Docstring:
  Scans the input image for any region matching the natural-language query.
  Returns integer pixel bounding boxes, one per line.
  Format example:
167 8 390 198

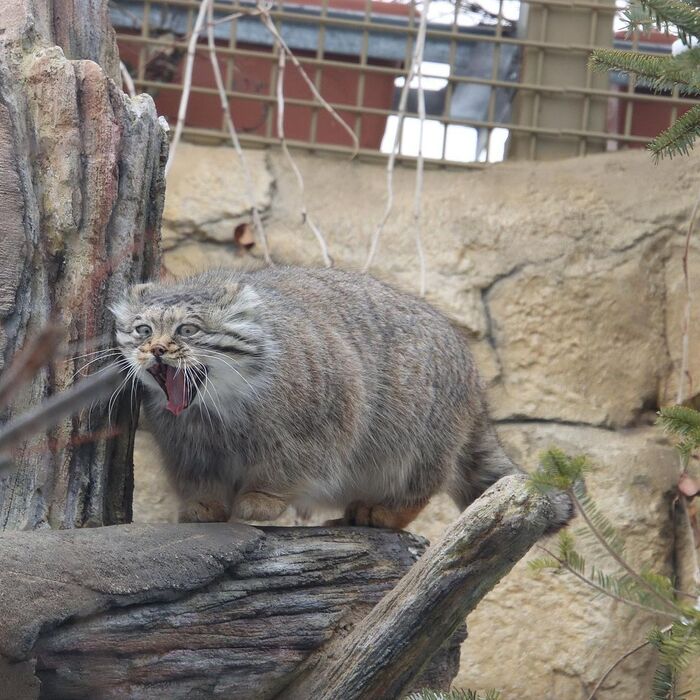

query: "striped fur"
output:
113 266 573 530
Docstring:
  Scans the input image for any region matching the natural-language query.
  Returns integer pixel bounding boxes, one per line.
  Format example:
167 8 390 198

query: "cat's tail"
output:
448 423 574 535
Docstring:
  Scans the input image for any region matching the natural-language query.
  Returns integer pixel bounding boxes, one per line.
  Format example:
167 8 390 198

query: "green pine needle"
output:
528 448 592 493
657 405 700 460
589 0 700 160
649 104 700 159
407 690 502 700
589 48 700 94
639 0 700 37
574 483 626 556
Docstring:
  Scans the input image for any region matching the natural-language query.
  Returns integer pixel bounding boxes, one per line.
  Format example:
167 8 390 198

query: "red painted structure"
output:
117 0 413 149
611 30 697 147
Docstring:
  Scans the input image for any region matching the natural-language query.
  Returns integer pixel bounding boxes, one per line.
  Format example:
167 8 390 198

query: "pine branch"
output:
408 691 502 700
657 405 700 464
649 104 700 159
586 627 671 700
570 489 685 616
589 48 700 94
639 0 700 38
649 621 700 699
535 545 679 620
527 448 591 492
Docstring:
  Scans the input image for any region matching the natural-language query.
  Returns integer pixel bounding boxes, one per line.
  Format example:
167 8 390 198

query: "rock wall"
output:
134 142 700 699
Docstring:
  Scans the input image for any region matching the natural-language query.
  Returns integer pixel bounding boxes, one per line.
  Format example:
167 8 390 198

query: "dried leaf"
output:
234 222 255 250
678 472 700 498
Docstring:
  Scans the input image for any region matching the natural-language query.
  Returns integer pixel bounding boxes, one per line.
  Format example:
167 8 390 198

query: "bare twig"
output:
206 0 272 263
364 1 430 276
275 49 332 267
258 7 359 157
120 60 136 98
212 8 263 25
412 0 430 297
0 365 123 457
586 625 672 700
0 325 64 409
676 189 700 405
672 187 700 602
164 0 208 178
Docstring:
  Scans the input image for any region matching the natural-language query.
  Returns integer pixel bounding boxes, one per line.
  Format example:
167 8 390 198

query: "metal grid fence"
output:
111 0 700 165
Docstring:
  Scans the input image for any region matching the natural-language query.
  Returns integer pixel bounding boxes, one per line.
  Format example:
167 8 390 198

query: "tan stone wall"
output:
133 142 700 699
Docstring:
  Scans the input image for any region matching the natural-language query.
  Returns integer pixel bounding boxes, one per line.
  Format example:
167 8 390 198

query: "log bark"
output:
284 474 556 699
0 0 166 529
0 522 463 699
0 474 555 700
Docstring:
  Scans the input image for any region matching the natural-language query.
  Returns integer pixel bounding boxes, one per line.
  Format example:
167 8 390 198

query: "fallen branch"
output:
0 365 123 457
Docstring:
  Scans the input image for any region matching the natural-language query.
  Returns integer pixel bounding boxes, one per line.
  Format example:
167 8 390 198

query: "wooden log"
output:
0 523 463 699
0 0 166 530
0 474 556 699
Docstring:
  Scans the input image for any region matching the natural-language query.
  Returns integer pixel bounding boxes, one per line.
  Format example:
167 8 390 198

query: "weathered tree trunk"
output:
0 475 555 699
0 0 166 529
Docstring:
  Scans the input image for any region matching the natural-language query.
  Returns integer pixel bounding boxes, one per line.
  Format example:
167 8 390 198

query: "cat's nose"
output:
151 344 167 358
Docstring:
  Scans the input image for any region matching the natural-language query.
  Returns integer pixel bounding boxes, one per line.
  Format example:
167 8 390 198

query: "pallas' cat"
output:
113 266 572 529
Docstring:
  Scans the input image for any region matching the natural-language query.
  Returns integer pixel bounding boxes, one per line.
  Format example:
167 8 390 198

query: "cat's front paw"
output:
232 492 287 522
178 499 230 523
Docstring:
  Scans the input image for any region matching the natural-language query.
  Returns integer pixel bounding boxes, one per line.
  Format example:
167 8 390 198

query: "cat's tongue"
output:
164 365 188 416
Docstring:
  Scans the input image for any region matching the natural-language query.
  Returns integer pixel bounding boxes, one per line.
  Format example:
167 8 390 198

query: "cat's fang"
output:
147 363 197 416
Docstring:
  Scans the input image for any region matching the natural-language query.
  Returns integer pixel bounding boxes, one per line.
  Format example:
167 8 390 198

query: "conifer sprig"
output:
640 0 700 41
657 404 700 468
589 0 700 159
408 690 502 700
528 429 700 699
649 103 700 159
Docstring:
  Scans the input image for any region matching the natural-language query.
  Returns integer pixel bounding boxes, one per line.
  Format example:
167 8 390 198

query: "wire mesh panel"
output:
111 0 700 165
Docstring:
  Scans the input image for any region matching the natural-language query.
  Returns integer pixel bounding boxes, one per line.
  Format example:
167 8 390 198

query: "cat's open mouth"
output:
147 362 204 416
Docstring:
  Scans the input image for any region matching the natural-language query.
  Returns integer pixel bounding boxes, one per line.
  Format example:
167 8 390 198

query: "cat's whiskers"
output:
189 358 225 426
70 350 124 381
66 346 120 362
194 348 255 393
107 363 139 427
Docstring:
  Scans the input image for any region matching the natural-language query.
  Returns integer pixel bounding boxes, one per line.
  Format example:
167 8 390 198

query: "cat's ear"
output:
129 282 154 301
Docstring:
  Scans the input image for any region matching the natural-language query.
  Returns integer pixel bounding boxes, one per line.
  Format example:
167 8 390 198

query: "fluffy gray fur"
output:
113 266 572 529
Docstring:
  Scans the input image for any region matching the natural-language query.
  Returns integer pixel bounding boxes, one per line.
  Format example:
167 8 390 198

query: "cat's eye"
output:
177 324 200 337
134 325 152 338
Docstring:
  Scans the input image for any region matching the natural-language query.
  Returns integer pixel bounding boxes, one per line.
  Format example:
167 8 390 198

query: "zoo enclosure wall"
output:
111 0 700 166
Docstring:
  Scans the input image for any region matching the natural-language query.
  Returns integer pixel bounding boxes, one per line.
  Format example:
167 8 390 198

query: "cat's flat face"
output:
112 280 264 416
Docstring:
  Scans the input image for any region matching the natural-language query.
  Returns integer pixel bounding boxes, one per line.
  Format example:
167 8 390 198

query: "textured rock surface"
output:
163 143 272 246
147 142 700 698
